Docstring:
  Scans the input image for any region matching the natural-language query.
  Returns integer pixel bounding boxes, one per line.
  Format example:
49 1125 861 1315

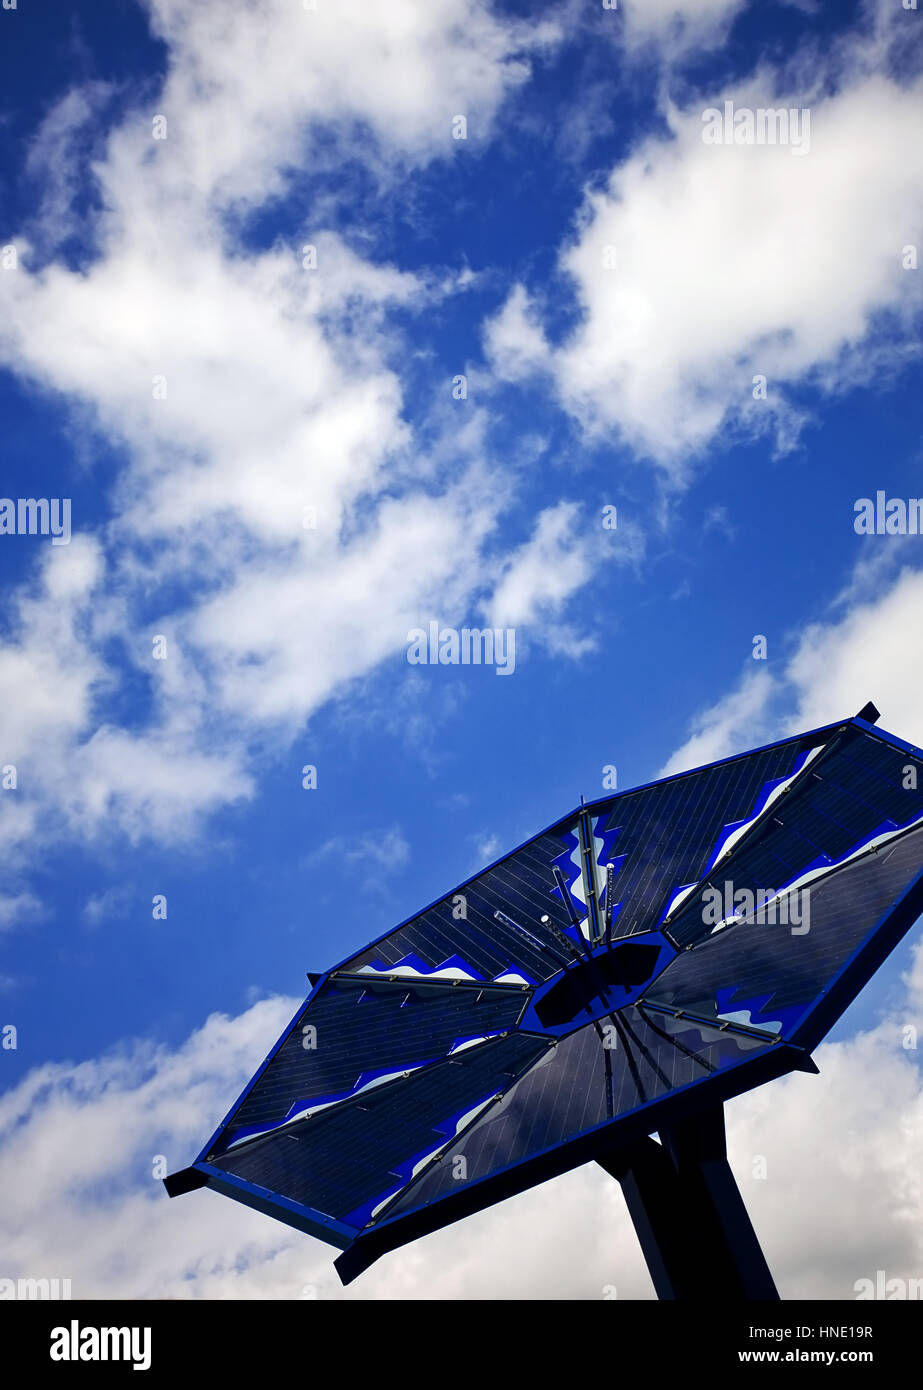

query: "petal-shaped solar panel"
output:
166 707 923 1298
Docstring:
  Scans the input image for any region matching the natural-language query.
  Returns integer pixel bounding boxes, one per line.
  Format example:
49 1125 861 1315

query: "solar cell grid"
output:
166 714 923 1289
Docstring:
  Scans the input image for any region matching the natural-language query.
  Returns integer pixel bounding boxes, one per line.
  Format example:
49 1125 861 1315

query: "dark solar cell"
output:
211 1032 548 1223
668 729 923 947
214 976 529 1148
382 1009 770 1220
595 736 825 936
647 819 923 1037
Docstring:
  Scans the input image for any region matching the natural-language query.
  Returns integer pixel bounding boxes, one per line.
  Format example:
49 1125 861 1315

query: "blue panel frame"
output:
166 711 923 1285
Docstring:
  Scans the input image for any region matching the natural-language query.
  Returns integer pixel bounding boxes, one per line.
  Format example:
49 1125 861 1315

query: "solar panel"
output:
165 708 923 1297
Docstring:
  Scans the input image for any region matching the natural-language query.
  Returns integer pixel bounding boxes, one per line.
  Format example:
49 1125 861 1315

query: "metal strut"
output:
577 800 604 945
597 1105 780 1301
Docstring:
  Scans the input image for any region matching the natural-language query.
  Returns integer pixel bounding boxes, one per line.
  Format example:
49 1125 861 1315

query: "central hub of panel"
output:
519 930 676 1037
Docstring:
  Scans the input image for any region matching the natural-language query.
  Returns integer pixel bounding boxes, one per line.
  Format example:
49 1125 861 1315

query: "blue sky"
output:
1 0 922 1299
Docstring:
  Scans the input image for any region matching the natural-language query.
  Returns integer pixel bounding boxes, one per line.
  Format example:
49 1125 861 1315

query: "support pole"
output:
597 1106 779 1300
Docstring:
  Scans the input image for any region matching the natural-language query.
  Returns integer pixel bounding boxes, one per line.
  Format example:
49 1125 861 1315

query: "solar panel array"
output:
380 1008 771 1221
648 816 923 1043
215 1032 547 1227
336 726 830 980
218 976 529 1147
665 725 923 948
180 718 923 1273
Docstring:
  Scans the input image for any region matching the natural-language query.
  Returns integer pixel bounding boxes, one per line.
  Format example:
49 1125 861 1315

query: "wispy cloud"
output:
0 892 44 933
82 887 133 928
308 827 410 873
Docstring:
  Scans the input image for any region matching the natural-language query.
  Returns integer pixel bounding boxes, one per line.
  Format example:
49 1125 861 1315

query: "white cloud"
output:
726 968 923 1299
660 667 775 776
487 65 923 468
137 0 558 203
483 282 549 383
662 563 923 776
23 82 114 255
0 892 44 933
309 827 410 872
485 502 597 648
0 998 305 1300
619 0 747 56
483 500 644 659
0 0 594 858
0 538 104 766
0 536 252 847
82 888 133 927
784 567 923 744
473 832 501 863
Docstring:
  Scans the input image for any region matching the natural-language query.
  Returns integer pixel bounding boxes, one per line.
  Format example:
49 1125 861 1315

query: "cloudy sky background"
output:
0 0 921 1298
